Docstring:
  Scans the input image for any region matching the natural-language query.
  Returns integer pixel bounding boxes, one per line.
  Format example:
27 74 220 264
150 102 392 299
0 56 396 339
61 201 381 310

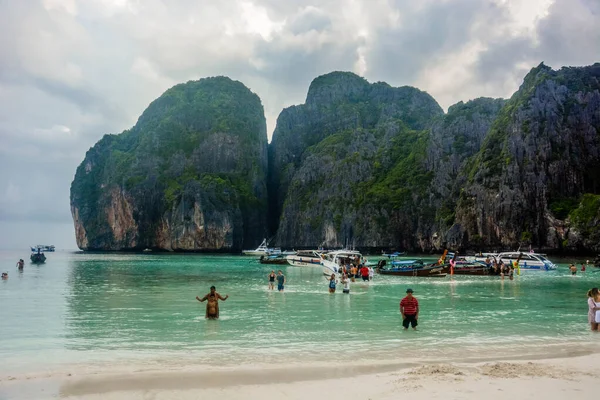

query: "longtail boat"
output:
376 259 447 278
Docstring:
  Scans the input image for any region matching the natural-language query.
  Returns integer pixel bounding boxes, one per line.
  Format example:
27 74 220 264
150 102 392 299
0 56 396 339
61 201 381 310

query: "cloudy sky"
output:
0 0 598 250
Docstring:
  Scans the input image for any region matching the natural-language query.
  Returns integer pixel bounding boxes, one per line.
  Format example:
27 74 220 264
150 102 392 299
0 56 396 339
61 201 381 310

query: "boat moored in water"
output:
376 259 446 277
30 252 46 263
321 250 363 276
243 239 281 256
259 254 289 265
497 252 557 270
286 250 324 267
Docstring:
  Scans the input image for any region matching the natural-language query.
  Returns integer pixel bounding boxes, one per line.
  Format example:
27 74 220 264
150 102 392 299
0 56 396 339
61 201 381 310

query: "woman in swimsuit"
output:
327 273 337 293
196 286 229 319
268 270 276 290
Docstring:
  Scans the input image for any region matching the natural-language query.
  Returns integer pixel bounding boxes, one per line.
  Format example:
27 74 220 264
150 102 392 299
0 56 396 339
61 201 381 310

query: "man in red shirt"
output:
360 264 370 281
400 288 419 330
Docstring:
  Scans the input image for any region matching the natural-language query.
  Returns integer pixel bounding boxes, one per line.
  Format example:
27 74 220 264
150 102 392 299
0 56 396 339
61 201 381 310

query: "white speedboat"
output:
286 250 324 267
497 251 557 270
321 250 363 276
242 239 281 256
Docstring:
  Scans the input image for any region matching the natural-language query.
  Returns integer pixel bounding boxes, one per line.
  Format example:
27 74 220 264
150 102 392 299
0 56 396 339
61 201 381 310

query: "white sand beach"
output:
2 352 598 400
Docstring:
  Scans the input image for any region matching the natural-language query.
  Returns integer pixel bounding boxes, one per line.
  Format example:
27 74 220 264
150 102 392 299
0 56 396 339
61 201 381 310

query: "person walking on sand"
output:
276 270 286 292
196 286 229 320
400 288 419 331
588 288 600 331
327 273 338 293
268 270 276 290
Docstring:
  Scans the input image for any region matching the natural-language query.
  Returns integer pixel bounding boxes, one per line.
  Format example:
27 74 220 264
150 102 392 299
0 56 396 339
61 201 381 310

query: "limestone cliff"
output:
70 77 268 251
268 71 444 237
452 63 600 252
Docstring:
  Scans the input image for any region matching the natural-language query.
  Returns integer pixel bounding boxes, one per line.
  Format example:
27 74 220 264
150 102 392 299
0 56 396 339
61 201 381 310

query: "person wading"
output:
400 288 419 331
196 286 229 320
268 270 276 290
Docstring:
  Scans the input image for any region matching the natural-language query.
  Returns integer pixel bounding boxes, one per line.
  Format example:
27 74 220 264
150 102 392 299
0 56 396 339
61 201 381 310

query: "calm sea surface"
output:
0 250 598 376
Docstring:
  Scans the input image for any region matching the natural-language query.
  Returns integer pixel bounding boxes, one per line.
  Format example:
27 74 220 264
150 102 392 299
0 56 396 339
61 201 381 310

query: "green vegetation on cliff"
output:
70 77 268 251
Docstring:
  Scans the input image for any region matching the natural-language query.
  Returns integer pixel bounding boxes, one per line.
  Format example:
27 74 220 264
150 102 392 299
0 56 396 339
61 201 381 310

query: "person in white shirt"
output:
341 274 350 294
368 267 374 281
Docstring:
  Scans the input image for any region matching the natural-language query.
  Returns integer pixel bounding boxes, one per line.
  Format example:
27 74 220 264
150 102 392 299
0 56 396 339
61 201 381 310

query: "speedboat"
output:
242 239 281 256
497 251 557 270
321 250 363 276
286 250 324 267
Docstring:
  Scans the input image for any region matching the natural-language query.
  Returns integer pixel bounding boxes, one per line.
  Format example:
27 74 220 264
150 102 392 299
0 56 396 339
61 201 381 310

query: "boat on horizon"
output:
31 245 55 252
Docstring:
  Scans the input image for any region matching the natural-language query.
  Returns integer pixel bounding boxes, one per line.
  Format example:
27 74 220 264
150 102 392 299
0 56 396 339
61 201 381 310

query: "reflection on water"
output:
0 250 598 375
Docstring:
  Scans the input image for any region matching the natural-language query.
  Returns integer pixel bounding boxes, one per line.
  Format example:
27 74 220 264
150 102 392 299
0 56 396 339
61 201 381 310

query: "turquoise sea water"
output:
0 250 598 376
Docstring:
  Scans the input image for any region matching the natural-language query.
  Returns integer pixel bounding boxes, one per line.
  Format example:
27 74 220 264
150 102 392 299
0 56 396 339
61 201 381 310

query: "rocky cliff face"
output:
268 71 444 236
70 77 268 251
451 63 600 252
72 64 600 253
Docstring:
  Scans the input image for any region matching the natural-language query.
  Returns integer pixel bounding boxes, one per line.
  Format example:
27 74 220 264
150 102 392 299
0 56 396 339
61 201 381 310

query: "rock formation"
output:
71 63 600 253
70 77 268 251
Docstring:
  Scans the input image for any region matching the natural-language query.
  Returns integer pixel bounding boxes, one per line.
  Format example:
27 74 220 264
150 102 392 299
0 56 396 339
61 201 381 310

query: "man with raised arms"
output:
196 286 229 319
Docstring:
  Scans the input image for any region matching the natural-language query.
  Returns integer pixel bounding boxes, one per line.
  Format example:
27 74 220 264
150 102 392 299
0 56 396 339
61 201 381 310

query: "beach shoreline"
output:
2 348 599 400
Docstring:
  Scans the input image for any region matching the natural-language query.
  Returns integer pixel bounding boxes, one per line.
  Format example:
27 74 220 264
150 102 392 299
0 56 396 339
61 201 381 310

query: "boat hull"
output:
259 258 289 265
286 255 322 267
377 263 446 277
30 254 46 263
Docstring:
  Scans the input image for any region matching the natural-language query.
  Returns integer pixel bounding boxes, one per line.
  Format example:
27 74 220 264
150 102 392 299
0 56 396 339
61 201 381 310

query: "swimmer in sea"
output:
16 259 24 269
196 286 229 320
1 272 7 280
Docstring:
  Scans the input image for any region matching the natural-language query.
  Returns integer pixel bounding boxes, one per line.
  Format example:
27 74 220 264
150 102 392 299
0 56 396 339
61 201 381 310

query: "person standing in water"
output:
268 270 276 290
341 274 350 294
196 286 229 320
588 288 600 331
360 264 370 282
276 270 286 292
400 288 419 330
569 264 577 275
581 263 586 272
16 259 24 269
1 272 7 280
327 273 337 293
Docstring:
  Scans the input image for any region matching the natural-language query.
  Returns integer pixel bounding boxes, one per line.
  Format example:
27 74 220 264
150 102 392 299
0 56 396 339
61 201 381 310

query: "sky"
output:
0 0 598 250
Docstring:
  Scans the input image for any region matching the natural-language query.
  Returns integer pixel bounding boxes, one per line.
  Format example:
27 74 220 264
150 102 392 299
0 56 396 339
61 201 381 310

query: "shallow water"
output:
0 250 598 375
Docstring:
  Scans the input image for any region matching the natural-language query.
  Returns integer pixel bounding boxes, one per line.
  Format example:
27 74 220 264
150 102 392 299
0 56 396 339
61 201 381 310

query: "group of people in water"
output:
2 259 24 279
